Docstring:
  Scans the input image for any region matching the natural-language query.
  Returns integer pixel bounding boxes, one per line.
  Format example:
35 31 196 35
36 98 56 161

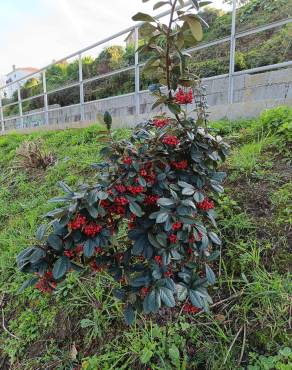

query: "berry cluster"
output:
197 198 214 211
162 135 180 146
183 302 200 314
123 157 133 165
127 186 144 195
35 271 56 294
83 223 103 237
168 234 178 243
115 185 127 193
144 194 159 206
114 197 129 206
172 222 182 231
69 214 87 230
152 118 169 128
175 88 193 105
171 160 188 170
154 255 162 265
140 287 150 297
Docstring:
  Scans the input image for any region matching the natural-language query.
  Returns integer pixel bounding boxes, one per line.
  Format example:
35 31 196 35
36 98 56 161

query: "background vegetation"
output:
0 105 291 369
2 0 292 117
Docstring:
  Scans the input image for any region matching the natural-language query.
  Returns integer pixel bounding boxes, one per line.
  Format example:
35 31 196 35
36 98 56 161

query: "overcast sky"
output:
0 0 229 76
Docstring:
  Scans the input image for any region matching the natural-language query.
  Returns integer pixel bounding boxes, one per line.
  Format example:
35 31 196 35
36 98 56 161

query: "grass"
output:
0 107 291 369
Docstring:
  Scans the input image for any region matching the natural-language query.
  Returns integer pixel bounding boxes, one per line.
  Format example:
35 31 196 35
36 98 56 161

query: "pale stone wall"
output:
3 67 292 133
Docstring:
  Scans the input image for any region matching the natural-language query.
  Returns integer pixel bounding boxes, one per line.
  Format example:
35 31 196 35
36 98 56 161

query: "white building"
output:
3 65 40 99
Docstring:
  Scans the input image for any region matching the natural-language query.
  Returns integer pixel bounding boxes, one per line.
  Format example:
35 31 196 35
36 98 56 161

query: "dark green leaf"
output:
132 12 156 22
158 198 176 206
208 231 221 245
205 264 216 284
58 181 73 194
48 234 63 251
53 256 70 280
19 277 39 293
156 212 169 224
159 287 175 307
129 201 143 217
153 1 169 10
84 239 96 257
36 224 48 241
124 304 135 325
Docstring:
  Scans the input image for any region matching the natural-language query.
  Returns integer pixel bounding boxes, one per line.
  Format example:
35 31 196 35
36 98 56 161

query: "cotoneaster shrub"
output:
17 0 229 325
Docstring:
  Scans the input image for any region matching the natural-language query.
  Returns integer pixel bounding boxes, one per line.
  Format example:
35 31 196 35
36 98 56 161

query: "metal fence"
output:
0 0 291 132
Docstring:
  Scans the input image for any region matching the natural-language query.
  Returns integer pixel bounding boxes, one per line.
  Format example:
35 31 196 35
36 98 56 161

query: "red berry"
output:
175 88 193 105
197 199 214 211
154 255 162 265
152 118 169 128
172 222 182 231
123 157 132 165
169 234 177 243
162 135 180 147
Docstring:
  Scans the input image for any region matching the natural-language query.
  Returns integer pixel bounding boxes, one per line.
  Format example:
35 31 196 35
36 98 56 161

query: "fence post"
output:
134 26 140 116
79 54 85 121
17 84 24 128
228 0 237 104
43 70 49 125
0 97 4 132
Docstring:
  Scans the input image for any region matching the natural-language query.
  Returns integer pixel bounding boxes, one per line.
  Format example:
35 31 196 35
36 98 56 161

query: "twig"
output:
223 325 243 365
238 323 247 365
1 294 21 340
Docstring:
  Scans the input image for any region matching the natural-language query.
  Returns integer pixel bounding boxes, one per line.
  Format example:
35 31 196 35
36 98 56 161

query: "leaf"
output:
140 348 153 364
205 264 216 284
153 1 169 10
156 212 169 224
53 256 70 280
97 191 108 200
157 198 176 207
48 234 63 251
189 290 203 308
190 0 199 10
129 201 143 217
58 181 73 194
30 248 46 264
124 304 135 326
143 290 161 313
168 102 181 115
169 344 180 366
176 284 188 301
138 176 147 187
178 181 194 189
148 232 161 248
36 224 48 241
185 16 203 41
159 287 175 307
132 12 156 22
208 231 221 245
19 277 39 293
194 192 204 203
87 205 98 218
182 188 195 196
84 239 96 257
210 182 224 193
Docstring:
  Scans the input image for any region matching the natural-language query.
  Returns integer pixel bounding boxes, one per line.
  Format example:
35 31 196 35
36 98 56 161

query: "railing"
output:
0 0 291 132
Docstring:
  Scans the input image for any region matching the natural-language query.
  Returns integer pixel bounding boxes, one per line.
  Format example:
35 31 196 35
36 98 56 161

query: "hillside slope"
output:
0 107 291 369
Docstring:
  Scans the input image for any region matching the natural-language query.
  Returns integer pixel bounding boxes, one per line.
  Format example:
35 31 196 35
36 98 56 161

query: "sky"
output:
0 0 229 76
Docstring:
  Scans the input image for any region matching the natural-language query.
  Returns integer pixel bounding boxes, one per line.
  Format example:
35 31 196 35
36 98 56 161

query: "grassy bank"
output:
0 107 291 369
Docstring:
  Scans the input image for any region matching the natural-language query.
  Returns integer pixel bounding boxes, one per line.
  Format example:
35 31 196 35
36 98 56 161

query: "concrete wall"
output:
3 66 292 132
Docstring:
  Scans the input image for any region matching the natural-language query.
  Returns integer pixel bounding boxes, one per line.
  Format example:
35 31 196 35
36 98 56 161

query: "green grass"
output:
0 108 291 369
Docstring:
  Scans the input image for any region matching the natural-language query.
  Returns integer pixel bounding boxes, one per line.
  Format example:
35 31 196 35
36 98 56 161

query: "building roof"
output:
6 67 39 75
